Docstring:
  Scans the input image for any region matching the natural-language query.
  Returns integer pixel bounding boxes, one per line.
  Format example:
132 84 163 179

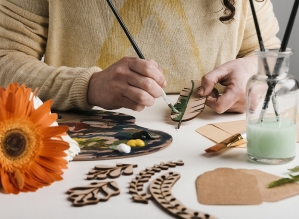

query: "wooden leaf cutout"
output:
87 163 137 180
67 181 120 206
171 80 206 127
122 164 135 175
129 160 184 204
171 80 218 128
149 172 216 219
109 168 122 178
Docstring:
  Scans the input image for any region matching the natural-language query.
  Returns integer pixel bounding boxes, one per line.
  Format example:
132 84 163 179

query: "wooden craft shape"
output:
87 163 137 180
56 110 172 160
171 80 218 128
67 181 120 206
129 160 184 203
150 172 216 219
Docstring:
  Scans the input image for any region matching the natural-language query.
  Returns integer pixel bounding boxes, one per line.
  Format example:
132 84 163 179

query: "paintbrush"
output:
249 0 280 122
205 132 246 153
106 0 179 113
258 0 299 122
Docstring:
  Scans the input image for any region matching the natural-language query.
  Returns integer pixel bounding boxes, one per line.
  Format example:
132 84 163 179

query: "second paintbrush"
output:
106 0 179 113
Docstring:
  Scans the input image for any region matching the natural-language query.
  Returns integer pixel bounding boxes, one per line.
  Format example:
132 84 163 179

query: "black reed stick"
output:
280 0 299 52
249 0 265 51
258 0 299 122
272 0 299 76
105 0 179 113
249 0 279 121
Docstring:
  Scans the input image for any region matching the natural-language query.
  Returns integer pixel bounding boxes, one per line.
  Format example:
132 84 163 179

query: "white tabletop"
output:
2 95 299 219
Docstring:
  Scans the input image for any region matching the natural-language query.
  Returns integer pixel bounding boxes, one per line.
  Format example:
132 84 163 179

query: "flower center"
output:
0 117 43 172
3 129 28 158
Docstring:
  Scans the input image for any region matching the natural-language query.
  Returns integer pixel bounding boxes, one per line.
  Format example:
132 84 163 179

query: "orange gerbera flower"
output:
0 83 69 194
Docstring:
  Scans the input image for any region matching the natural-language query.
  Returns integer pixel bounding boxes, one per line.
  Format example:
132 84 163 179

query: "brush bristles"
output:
169 104 179 113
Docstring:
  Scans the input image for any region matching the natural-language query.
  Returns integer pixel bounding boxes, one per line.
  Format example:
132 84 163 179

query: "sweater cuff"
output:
69 66 102 110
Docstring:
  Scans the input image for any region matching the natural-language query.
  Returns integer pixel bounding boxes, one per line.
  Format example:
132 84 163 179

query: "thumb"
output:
198 72 219 96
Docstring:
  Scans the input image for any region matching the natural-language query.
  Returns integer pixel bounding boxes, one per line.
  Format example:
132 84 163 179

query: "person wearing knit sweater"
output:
0 0 280 113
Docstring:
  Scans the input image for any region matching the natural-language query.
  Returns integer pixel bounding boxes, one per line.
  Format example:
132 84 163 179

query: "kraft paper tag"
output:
240 169 299 202
196 168 262 205
196 168 299 205
196 120 247 147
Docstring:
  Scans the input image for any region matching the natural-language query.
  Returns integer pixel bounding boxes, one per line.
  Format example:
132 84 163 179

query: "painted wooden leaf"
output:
170 80 206 127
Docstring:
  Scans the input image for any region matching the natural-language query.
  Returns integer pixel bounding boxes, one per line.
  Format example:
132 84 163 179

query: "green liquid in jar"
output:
247 119 297 159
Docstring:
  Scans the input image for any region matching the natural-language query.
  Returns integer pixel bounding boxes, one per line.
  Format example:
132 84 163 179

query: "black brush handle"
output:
106 0 145 59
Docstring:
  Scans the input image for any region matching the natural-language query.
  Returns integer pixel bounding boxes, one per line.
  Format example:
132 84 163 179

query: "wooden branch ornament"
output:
87 163 137 180
129 160 184 203
171 80 218 128
149 172 217 219
67 181 120 206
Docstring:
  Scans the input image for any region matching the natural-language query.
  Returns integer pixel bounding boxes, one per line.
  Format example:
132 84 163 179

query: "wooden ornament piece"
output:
150 172 216 219
171 80 218 128
129 160 184 203
87 163 137 180
67 181 120 206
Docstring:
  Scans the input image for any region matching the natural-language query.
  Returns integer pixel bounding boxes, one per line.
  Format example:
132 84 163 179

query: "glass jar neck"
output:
255 49 293 77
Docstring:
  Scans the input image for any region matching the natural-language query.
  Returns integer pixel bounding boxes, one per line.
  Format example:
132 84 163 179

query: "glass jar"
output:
246 49 299 164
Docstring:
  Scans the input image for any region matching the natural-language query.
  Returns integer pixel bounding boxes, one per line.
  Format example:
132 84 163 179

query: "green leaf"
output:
268 178 295 188
289 174 299 181
170 80 206 129
288 166 299 172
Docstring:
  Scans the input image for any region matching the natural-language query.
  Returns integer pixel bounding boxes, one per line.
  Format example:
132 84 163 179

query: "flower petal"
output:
43 139 70 151
29 100 56 127
1 170 19 194
28 163 54 185
35 157 64 173
14 169 24 189
41 126 69 138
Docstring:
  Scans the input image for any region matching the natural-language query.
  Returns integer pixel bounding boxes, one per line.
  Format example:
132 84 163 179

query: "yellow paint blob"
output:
135 139 145 146
126 139 145 147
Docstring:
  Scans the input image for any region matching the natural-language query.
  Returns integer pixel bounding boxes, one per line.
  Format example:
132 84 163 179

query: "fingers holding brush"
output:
128 58 167 88
87 57 166 111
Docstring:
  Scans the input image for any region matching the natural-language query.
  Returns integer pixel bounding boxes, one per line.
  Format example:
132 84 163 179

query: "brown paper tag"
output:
240 169 299 202
196 168 299 205
196 168 262 205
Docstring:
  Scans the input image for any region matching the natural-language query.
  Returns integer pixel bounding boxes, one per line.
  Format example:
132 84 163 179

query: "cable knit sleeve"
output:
0 0 101 110
238 0 281 57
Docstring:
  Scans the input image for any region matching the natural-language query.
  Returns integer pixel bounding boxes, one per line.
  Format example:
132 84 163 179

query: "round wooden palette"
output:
56 110 172 161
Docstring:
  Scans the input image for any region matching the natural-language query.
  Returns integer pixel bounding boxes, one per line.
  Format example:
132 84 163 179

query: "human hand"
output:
87 57 166 111
198 56 258 113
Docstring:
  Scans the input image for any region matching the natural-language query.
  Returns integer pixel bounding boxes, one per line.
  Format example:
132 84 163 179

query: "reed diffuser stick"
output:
106 0 179 113
280 0 299 52
258 0 299 122
249 0 280 121
249 0 265 51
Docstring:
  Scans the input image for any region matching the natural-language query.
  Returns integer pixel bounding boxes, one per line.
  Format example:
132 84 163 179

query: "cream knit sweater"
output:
0 0 280 110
